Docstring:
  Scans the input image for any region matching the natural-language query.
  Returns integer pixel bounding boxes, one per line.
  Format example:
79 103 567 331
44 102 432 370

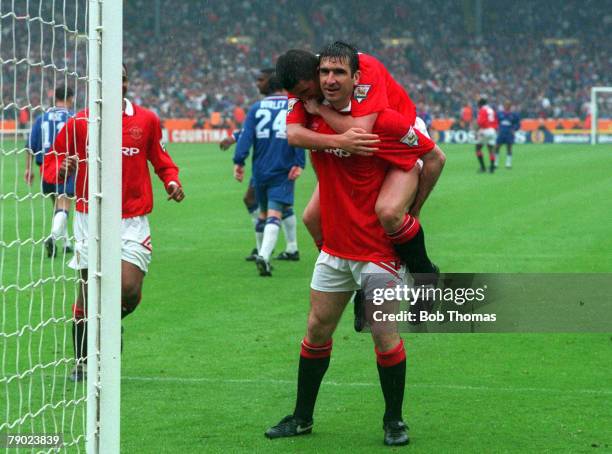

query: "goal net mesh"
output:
1 0 89 450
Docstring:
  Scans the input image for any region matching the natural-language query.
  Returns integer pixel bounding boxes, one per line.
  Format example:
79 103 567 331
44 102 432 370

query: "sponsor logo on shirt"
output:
122 147 141 156
400 127 419 147
314 148 351 158
353 84 371 103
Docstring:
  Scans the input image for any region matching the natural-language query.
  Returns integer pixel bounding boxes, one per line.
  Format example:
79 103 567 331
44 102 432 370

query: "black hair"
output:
275 50 319 91
260 67 275 76
318 41 359 75
267 74 283 92
478 97 488 107
55 85 74 101
258 68 283 93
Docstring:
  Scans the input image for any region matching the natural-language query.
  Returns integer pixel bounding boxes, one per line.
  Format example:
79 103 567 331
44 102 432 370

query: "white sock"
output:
506 155 512 167
51 210 68 241
255 218 265 252
256 231 263 252
259 219 280 261
281 214 298 253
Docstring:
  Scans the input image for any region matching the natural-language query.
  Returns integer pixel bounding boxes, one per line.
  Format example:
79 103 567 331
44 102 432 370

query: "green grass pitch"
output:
1 143 611 452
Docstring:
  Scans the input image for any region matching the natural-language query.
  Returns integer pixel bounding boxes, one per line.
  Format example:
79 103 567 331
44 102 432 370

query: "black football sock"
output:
73 318 87 364
376 340 406 423
388 216 437 280
293 338 332 421
476 150 486 170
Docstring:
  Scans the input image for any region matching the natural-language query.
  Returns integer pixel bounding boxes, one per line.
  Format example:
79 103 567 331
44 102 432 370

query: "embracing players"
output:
266 43 445 446
232 70 305 276
25 86 75 257
276 43 441 288
43 65 185 381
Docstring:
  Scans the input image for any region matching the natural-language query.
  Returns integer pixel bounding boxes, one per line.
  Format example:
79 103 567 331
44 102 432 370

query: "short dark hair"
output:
259 68 283 93
275 50 318 91
55 85 73 101
478 97 488 107
267 75 283 92
318 41 359 75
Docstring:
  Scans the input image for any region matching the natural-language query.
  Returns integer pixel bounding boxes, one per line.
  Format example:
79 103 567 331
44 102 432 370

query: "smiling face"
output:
318 56 360 110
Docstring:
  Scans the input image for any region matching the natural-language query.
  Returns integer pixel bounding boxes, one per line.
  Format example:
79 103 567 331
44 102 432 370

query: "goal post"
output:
87 0 123 452
590 86 612 145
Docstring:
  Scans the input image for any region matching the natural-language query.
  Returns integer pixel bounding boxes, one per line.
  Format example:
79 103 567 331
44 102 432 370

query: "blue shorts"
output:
496 132 515 145
42 175 75 197
255 179 295 212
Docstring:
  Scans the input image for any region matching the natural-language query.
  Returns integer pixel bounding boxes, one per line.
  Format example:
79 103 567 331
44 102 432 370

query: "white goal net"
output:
0 1 122 452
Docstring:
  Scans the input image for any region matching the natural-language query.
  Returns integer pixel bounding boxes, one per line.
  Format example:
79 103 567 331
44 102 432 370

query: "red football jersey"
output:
477 105 499 129
287 52 416 126
43 100 180 218
309 109 433 262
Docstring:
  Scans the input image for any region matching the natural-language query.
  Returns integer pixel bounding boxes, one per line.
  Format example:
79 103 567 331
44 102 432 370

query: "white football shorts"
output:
311 251 406 296
69 212 152 273
414 116 430 171
477 127 497 146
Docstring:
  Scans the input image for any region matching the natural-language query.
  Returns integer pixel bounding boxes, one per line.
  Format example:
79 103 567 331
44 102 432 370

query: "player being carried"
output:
43 65 185 381
276 42 444 324
232 70 305 276
25 86 75 258
265 42 445 446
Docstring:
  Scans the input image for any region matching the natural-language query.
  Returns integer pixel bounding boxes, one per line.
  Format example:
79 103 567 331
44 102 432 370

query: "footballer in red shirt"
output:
276 43 441 286
266 44 446 447
474 96 499 173
43 65 185 381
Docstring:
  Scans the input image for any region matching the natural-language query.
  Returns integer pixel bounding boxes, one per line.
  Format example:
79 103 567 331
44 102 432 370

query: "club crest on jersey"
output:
128 126 143 140
353 84 371 103
288 98 298 113
400 127 419 147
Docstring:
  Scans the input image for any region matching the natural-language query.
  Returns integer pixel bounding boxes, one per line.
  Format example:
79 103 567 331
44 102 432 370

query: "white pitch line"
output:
121 375 612 396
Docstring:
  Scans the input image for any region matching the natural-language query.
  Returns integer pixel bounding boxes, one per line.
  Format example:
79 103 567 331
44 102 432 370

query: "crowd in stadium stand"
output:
4 1 611 127
124 0 610 126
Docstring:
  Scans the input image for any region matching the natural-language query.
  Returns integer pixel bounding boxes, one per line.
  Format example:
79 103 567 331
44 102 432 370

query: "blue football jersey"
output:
497 110 520 135
233 95 305 185
28 107 74 165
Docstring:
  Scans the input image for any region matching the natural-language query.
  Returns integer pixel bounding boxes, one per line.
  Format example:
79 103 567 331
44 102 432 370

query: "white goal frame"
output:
87 0 122 452
590 86 612 145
